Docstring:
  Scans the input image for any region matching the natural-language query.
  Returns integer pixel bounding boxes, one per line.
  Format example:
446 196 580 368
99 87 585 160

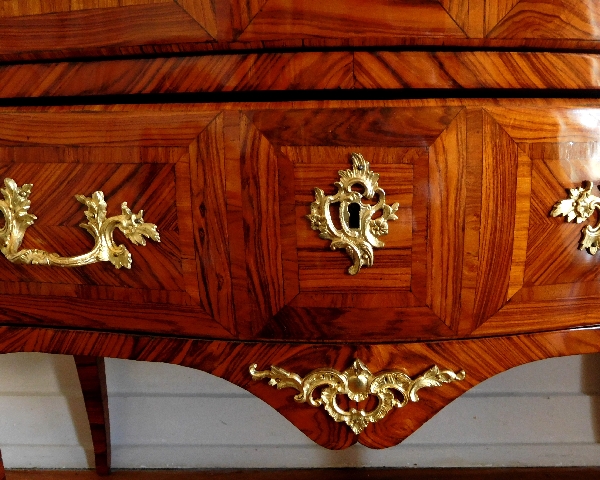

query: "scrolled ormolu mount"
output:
0 178 160 269
250 359 466 434
306 153 399 275
551 181 600 254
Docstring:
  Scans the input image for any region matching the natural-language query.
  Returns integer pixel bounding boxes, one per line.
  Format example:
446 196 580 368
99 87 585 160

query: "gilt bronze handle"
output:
0 178 159 269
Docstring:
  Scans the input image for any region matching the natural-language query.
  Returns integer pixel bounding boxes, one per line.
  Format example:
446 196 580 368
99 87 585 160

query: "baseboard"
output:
6 468 600 479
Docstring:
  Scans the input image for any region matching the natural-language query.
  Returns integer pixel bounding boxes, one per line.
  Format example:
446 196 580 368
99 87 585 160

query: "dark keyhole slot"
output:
348 203 361 229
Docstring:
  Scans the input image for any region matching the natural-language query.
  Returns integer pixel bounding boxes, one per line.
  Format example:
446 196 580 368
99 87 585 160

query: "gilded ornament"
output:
306 153 399 275
0 178 160 269
250 359 465 434
551 181 600 254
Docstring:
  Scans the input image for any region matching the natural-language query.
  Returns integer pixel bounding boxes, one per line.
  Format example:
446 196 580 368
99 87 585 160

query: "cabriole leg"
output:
73 356 111 476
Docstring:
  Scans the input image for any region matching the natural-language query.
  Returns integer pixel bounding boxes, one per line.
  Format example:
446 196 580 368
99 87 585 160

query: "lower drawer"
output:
0 99 599 342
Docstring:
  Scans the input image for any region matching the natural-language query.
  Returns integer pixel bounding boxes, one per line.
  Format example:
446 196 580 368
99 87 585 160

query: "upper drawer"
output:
3 0 600 60
2 100 600 343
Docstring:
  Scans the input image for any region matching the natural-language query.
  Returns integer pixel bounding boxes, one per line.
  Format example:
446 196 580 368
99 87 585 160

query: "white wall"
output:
0 352 599 469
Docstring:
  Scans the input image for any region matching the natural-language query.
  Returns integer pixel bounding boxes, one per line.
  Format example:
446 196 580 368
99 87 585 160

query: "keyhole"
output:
348 202 361 229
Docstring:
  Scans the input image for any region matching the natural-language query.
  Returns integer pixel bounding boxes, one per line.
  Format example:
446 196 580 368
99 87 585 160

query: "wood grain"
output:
484 107 600 143
191 114 236 334
487 0 600 39
250 107 464 148
5 99 600 342
256 304 455 342
411 150 430 304
442 0 483 37
440 0 470 36
276 151 300 305
0 0 171 17
485 0 520 35
237 114 285 336
471 106 600 335
6 3 600 60
427 109 467 331
0 110 218 147
0 53 353 98
520 145 596 287
237 0 466 41
506 148 532 300
0 3 214 57
471 111 519 328
456 108 484 337
178 0 218 38
73 356 111 476
293 156 413 291
0 162 183 297
0 295 231 337
222 110 257 338
228 0 269 39
240 107 462 341
0 105 238 339
2 52 600 98
355 52 600 90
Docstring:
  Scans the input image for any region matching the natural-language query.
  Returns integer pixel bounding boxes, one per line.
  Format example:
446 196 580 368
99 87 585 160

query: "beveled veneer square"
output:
235 107 467 341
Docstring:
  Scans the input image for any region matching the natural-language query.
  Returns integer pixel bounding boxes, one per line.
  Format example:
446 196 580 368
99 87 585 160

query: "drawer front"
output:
3 1 600 60
2 101 600 341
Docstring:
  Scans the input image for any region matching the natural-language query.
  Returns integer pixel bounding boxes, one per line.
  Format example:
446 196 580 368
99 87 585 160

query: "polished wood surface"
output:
3 52 600 99
3 100 600 341
0 325 599 449
6 1 600 59
1 8 600 457
0 1 214 59
0 106 234 339
354 52 600 90
2 0 600 469
73 356 111 476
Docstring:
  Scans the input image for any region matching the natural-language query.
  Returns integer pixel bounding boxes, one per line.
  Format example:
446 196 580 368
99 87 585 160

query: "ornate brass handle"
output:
250 359 465 434
306 153 399 275
551 181 600 254
0 178 160 269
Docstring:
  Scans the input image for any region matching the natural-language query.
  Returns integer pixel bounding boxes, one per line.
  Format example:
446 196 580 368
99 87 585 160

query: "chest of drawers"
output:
3 0 600 474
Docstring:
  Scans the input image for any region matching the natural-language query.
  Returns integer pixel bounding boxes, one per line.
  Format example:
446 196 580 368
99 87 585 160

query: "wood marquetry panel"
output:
471 111 520 328
485 0 520 36
427 110 467 331
0 1 215 57
486 0 600 40
472 106 600 336
235 0 467 41
234 106 469 341
5 100 600 342
0 106 235 338
6 0 600 59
